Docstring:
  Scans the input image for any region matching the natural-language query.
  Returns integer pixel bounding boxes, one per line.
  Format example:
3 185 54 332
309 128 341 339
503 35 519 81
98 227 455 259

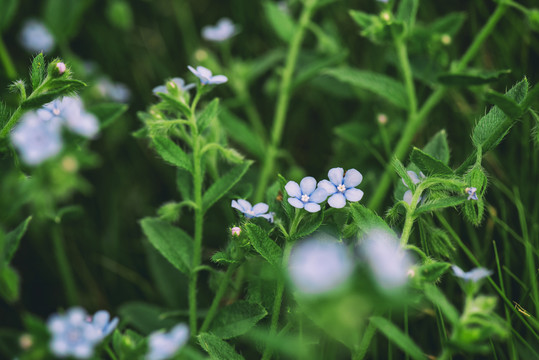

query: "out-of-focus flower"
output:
231 199 274 223
146 323 189 360
401 170 425 205
465 187 478 201
359 229 414 291
20 19 55 53
318 168 364 208
452 265 492 282
377 113 388 125
288 234 353 295
231 226 241 236
88 310 119 340
285 177 327 213
188 66 228 85
11 112 62 165
97 78 132 103
152 77 195 96
47 307 101 359
202 18 237 42
38 97 99 138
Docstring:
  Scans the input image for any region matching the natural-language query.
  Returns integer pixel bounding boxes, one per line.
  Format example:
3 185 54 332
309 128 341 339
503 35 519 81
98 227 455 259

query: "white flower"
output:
202 18 237 42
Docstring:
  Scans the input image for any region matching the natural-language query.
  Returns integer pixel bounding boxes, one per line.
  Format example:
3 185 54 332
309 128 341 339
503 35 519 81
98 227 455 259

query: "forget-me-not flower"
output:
285 177 327 213
231 199 274 223
401 170 425 205
88 310 119 340
452 265 492 282
202 18 237 42
97 78 132 103
465 187 478 201
19 19 55 53
47 307 102 359
39 97 99 138
152 77 195 96
11 112 63 165
146 323 189 360
288 233 353 295
318 168 364 208
188 66 228 85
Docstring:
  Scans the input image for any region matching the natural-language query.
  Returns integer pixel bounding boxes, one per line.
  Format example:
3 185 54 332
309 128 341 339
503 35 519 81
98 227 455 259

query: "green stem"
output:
394 37 417 116
400 183 424 246
367 3 508 211
254 0 317 202
199 264 237 333
0 36 16 80
51 222 78 305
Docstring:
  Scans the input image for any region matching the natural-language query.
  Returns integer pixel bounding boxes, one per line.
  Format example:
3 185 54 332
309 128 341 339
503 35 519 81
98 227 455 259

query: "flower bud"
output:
56 62 66 75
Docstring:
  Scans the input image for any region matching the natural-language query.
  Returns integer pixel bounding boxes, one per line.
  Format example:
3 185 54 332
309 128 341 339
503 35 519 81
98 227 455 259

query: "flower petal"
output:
258 212 274 223
318 179 337 195
231 200 242 212
210 75 228 84
197 66 212 78
152 85 167 95
299 176 317 195
252 202 269 215
451 265 466 279
285 181 301 198
343 169 362 188
328 193 346 208
237 199 252 212
407 171 421 185
403 190 413 205
344 188 363 202
309 188 327 203
328 167 344 186
304 202 321 213
92 311 110 329
288 197 304 209
187 65 198 76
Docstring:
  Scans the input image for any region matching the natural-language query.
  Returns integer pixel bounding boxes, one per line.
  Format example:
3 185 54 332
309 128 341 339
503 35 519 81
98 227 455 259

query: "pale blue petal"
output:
252 202 269 215
231 200 243 212
92 311 110 329
258 212 274 223
73 343 93 359
451 265 466 279
197 66 212 78
237 199 252 212
344 188 363 202
318 179 337 195
104 317 119 336
210 75 228 84
328 193 346 208
309 188 327 203
407 171 421 185
343 169 362 188
187 65 198 76
51 338 69 356
304 202 321 213
300 176 316 195
403 190 413 205
288 197 304 208
468 268 493 282
152 85 167 95
328 167 344 186
285 181 301 198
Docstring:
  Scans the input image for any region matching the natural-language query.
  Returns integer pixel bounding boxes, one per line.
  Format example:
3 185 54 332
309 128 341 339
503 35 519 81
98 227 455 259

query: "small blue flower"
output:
231 199 274 222
318 168 364 209
452 265 492 282
88 310 119 340
202 18 237 42
11 112 63 165
285 177 327 213
97 78 132 103
38 97 99 139
19 19 55 53
188 66 228 85
47 307 101 359
146 323 189 360
152 77 195 96
465 187 478 201
401 170 425 205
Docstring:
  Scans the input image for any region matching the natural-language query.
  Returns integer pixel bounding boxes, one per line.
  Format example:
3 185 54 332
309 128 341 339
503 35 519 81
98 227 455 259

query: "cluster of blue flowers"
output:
11 97 99 165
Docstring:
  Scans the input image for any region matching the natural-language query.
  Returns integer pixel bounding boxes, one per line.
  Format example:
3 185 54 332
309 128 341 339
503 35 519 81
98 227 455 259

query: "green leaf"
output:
263 1 296 43
176 168 193 201
0 0 18 31
427 12 466 36
219 109 265 159
30 53 46 91
410 147 453 177
3 216 31 265
198 333 245 360
140 217 193 274
370 316 427 360
396 0 419 32
422 130 450 164
197 98 219 133
0 265 19 303
414 196 466 215
392 158 415 189
437 69 511 86
21 86 72 109
244 223 282 268
463 166 487 226
88 102 128 129
210 301 267 339
152 136 193 173
423 283 460 325
349 203 393 234
157 92 192 118
419 261 451 283
326 68 408 110
202 161 253 213
118 301 176 334
485 90 523 119
49 79 87 91
293 210 324 241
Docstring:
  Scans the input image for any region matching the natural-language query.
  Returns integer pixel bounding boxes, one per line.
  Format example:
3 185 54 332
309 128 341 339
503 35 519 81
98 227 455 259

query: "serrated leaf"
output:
392 158 415 190
437 69 511 86
485 90 523 119
244 223 282 268
410 147 453 177
49 78 87 91
3 216 31 265
202 161 252 213
414 196 466 215
396 0 419 31
88 102 128 129
350 203 393 234
152 136 193 173
422 130 450 164
419 262 451 283
197 98 219 133
210 301 267 339
157 92 192 118
326 68 408 110
0 265 19 303
263 1 296 43
30 53 46 90
424 283 459 325
293 210 324 241
211 251 237 265
21 86 71 109
198 333 245 360
140 217 193 274
370 316 427 360
220 109 265 159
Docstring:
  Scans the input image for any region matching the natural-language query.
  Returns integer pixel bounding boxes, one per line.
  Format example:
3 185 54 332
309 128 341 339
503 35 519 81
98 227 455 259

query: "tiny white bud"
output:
231 226 241 236
56 62 66 75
